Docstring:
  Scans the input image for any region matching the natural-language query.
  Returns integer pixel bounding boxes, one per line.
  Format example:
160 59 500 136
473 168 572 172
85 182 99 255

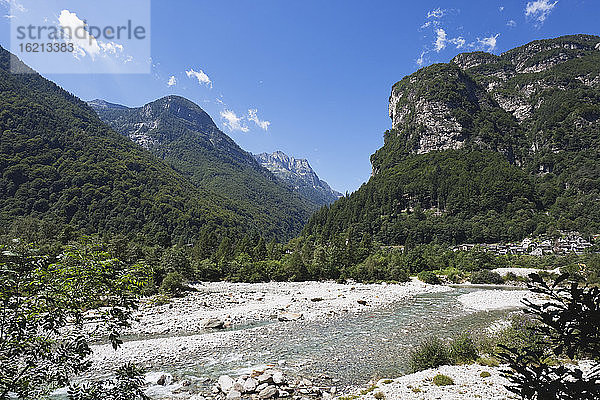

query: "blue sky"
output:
1 0 599 193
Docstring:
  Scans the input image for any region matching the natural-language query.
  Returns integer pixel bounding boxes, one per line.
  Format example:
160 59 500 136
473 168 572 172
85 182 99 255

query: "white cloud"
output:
186 68 212 88
478 33 500 52
427 8 446 18
58 9 101 59
0 0 26 12
100 41 123 54
167 75 176 87
450 37 465 49
507 19 517 27
434 29 464 52
435 28 447 52
416 50 426 66
247 109 270 131
525 0 558 23
220 109 248 132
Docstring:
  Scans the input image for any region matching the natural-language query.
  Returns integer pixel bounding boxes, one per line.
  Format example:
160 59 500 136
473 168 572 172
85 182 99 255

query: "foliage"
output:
417 271 440 285
409 337 451 373
432 374 454 386
470 270 504 285
498 273 600 399
68 363 149 400
449 333 479 364
0 238 145 400
159 271 188 296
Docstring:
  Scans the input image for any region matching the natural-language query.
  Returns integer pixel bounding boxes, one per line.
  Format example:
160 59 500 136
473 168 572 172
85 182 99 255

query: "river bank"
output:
80 280 538 399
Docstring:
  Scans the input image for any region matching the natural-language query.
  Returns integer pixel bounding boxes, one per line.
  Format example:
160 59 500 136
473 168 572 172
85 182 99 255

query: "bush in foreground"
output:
409 337 450 373
449 333 479 364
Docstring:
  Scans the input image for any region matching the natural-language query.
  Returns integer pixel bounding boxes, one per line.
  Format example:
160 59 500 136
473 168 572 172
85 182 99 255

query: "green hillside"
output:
89 96 316 240
0 47 264 245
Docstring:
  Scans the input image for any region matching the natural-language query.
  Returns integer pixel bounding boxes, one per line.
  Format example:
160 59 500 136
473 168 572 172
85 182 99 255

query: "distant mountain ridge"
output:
89 95 318 239
254 151 342 205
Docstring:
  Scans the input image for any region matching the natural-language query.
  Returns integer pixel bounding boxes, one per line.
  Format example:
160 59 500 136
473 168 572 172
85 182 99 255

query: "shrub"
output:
498 273 600 399
417 271 441 284
477 356 499 367
159 271 187 296
470 270 504 285
449 333 479 364
374 392 385 400
480 371 491 378
409 337 450 372
432 374 454 386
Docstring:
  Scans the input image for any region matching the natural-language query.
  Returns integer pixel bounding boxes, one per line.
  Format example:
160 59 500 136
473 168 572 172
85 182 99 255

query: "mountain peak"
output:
254 151 341 205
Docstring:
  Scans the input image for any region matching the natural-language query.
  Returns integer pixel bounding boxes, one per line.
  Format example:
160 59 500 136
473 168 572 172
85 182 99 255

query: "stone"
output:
243 377 258 393
277 312 303 322
310 297 323 302
301 378 312 387
181 379 191 387
218 375 235 392
156 373 172 386
256 383 269 392
257 372 273 384
278 390 291 397
201 318 224 329
258 385 278 399
357 299 367 306
226 390 242 400
233 380 245 393
272 371 285 385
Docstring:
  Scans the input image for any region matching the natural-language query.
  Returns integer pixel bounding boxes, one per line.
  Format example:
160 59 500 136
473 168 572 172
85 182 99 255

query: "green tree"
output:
0 238 145 399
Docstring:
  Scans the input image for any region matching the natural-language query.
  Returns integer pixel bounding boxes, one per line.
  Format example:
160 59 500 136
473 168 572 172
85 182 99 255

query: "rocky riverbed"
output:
72 280 538 400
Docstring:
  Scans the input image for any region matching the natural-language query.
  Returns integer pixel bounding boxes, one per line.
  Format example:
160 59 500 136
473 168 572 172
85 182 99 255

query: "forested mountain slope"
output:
90 96 316 240
303 35 600 245
0 47 288 245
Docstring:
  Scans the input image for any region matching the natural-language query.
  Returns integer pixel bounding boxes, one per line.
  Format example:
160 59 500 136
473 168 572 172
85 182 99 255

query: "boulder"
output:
257 372 273 384
226 390 242 400
256 383 269 392
310 297 323 302
258 385 278 399
243 377 258 393
218 375 235 392
357 300 367 306
272 371 285 385
156 373 172 386
278 312 303 322
201 318 225 329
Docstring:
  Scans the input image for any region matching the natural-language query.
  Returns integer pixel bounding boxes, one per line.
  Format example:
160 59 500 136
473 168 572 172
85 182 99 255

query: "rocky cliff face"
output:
254 151 342 205
383 34 600 167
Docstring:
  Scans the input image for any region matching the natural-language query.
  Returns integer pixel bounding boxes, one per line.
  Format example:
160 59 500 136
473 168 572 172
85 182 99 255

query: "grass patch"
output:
480 371 491 378
433 374 454 386
374 392 385 400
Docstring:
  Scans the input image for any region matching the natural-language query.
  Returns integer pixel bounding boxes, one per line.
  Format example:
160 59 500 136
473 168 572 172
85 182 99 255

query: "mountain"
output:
303 34 600 245
0 46 258 246
254 151 342 205
89 96 316 240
